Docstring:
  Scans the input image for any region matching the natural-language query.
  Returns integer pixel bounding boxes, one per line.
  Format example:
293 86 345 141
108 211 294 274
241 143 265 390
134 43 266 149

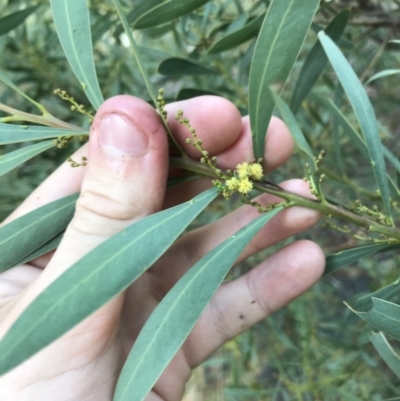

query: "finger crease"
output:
245 271 273 317
209 295 232 343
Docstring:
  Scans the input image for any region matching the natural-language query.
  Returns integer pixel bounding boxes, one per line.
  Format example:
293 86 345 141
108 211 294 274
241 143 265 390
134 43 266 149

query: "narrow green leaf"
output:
0 189 218 375
112 0 158 106
0 194 78 272
322 98 369 159
356 277 400 312
113 0 163 37
200 2 213 33
388 176 400 201
369 332 400 378
11 232 64 268
158 58 218 76
272 93 319 191
0 123 87 145
338 38 354 49
332 84 345 176
322 97 400 199
113 0 185 156
311 23 354 49
290 10 350 113
239 39 256 79
249 0 319 160
324 244 392 275
225 13 249 35
134 0 212 30
208 13 265 54
208 21 231 40
367 69 400 84
50 0 104 110
0 70 45 112
273 94 315 162
348 298 400 340
0 141 55 176
371 332 400 379
114 207 283 401
0 5 41 36
136 22 174 39
319 31 392 222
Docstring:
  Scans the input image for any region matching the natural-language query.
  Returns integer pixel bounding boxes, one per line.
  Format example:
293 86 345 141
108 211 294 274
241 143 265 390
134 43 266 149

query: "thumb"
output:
0 96 169 375
72 96 168 239
15 95 169 307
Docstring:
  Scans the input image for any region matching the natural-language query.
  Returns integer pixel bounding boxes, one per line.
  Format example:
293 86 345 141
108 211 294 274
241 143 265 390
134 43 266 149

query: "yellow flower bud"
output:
237 178 253 194
226 177 239 190
236 162 249 179
249 163 263 180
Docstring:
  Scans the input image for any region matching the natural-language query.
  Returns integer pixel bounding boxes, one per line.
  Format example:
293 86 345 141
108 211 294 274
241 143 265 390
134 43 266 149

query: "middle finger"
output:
149 179 320 298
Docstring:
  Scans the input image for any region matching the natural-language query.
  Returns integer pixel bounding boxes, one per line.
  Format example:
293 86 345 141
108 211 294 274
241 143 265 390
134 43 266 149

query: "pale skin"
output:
0 95 325 401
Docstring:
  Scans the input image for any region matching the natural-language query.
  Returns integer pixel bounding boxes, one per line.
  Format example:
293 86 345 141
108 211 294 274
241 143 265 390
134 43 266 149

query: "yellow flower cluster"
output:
237 162 250 179
226 177 253 194
226 177 239 190
237 178 253 194
236 162 264 180
222 161 264 197
249 163 263 180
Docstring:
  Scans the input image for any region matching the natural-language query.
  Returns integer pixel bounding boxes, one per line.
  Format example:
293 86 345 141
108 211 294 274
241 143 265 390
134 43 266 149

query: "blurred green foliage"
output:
1 0 400 399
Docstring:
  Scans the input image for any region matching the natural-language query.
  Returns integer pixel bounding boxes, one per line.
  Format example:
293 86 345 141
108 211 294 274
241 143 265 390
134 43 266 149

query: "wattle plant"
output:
0 0 400 399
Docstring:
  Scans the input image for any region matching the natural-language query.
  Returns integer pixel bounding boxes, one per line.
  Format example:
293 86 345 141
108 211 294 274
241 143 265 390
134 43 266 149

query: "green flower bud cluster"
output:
54 88 93 122
54 135 73 149
67 156 87 168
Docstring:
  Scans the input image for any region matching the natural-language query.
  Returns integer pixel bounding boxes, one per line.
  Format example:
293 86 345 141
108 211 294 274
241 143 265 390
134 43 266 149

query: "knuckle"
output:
71 187 135 236
77 187 133 221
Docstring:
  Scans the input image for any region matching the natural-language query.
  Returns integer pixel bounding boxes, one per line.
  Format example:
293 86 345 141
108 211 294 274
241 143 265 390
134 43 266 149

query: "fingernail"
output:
98 113 149 157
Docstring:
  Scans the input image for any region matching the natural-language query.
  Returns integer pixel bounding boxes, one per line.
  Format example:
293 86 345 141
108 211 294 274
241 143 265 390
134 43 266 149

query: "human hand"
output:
0 95 325 401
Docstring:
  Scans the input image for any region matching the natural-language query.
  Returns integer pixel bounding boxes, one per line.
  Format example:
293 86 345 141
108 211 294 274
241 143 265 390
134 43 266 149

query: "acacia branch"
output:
170 157 400 242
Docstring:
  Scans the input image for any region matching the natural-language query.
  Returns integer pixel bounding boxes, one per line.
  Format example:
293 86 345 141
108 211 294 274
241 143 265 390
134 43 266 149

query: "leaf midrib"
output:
372 308 400 326
0 124 85 133
0 201 196 363
0 141 54 164
138 0 209 26
0 197 76 246
118 208 283 398
119 233 232 397
254 1 295 135
63 1 98 107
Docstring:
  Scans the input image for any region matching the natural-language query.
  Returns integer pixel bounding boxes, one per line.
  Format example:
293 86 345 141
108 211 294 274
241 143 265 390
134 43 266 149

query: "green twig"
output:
5 96 398 243
0 103 80 130
112 0 186 157
170 156 400 242
360 29 392 83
